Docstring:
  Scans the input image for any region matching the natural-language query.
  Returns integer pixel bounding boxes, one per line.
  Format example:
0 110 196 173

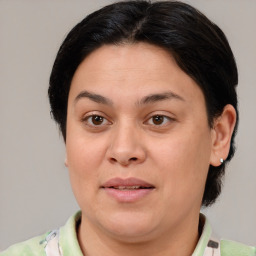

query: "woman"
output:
1 1 255 255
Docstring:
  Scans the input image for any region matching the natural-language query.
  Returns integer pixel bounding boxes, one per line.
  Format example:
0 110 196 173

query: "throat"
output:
77 213 200 256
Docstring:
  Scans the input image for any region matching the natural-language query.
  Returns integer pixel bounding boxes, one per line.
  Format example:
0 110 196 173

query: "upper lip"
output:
101 177 155 189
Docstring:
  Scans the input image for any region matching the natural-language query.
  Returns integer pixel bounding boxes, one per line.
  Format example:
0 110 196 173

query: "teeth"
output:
115 186 140 190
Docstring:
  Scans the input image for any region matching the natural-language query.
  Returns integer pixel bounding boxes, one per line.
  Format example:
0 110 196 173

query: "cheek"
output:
65 136 104 213
151 128 212 198
65 134 107 199
66 133 106 174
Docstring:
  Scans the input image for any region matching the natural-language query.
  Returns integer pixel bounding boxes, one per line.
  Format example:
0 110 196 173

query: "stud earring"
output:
220 158 224 164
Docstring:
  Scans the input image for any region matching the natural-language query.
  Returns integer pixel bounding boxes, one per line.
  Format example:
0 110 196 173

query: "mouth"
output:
101 177 155 190
105 185 154 190
101 177 155 202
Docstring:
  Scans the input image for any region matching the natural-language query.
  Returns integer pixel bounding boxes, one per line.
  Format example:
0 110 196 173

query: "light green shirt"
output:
1 212 255 256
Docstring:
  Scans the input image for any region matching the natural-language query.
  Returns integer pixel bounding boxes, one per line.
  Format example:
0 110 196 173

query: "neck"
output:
78 213 200 256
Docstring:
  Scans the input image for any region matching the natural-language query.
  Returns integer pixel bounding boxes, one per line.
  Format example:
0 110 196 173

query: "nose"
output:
106 123 146 166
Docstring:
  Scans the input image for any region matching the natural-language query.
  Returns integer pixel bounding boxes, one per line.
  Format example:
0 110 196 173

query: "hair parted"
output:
48 0 238 206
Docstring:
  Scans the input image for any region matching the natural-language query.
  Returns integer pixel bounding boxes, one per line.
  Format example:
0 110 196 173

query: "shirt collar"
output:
192 213 213 256
59 211 83 256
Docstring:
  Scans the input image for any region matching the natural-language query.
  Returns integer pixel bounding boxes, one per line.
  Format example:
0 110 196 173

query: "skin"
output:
65 42 236 256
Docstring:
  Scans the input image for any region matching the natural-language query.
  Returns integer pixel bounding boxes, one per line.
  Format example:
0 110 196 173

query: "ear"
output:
210 104 237 167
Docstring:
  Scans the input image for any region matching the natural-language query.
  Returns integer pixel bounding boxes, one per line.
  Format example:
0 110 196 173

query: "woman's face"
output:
66 43 215 241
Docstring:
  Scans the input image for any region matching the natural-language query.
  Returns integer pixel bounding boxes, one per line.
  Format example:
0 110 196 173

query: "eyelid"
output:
81 111 112 127
144 113 176 126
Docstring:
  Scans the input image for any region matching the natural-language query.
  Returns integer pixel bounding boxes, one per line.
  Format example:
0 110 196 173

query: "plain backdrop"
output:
0 0 255 251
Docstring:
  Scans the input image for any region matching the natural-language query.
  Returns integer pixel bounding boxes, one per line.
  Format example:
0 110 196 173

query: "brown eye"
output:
91 115 104 125
152 115 164 125
84 115 110 127
145 115 173 127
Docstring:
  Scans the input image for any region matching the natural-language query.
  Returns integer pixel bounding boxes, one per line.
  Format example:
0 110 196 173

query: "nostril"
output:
110 158 117 163
108 156 140 165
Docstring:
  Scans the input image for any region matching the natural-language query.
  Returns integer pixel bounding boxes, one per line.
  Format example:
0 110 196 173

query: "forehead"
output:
69 42 205 107
72 43 183 82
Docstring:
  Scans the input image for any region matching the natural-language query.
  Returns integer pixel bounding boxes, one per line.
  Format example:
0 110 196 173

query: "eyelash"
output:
82 114 112 127
145 115 174 126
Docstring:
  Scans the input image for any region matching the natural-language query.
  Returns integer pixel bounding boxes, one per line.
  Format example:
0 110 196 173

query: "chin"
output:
98 211 159 241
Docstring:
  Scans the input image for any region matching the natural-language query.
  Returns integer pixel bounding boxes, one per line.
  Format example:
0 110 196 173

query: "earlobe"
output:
65 157 68 167
210 104 237 167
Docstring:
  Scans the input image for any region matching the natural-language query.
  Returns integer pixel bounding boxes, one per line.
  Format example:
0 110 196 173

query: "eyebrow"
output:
74 90 184 106
74 91 113 105
138 91 185 105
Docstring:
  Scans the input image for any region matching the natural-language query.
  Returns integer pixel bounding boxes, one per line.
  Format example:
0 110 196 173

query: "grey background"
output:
0 0 255 251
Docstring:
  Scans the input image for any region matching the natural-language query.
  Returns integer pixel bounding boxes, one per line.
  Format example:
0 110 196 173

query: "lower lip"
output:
102 188 154 202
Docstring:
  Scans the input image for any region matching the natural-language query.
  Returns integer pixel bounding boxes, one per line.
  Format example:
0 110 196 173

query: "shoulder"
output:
221 239 256 256
0 212 81 256
0 233 48 256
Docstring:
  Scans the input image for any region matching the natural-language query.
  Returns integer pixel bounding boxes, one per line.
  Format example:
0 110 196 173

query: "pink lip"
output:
102 177 154 188
101 177 155 203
